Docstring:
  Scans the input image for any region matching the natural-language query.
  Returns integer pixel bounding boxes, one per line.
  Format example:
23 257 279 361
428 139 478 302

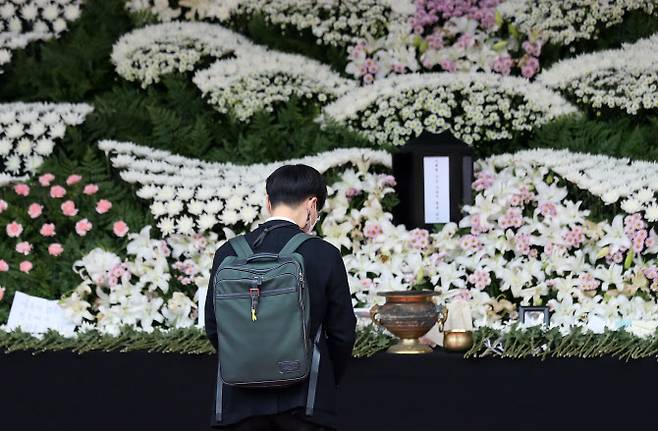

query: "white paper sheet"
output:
197 286 207 328
6 291 76 336
423 156 450 224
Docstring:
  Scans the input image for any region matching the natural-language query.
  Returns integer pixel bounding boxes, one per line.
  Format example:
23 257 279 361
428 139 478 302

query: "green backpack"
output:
213 227 322 422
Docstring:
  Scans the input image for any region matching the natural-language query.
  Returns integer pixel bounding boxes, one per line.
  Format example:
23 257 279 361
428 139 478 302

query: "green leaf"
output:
624 249 634 270
495 10 503 27
492 40 508 52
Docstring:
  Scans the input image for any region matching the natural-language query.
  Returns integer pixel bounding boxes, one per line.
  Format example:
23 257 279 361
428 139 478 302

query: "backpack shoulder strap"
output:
305 323 323 416
228 235 253 258
279 232 315 256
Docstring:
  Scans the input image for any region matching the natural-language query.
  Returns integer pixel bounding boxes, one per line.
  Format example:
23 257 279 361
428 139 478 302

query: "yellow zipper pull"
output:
249 287 260 322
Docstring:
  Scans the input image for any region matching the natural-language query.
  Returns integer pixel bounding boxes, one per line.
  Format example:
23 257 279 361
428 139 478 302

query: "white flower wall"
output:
124 0 414 47
321 72 579 146
111 21 256 88
538 34 658 114
56 146 658 335
0 0 84 73
0 0 656 343
98 139 390 236
499 0 656 46
112 21 357 119
0 102 93 182
193 51 357 121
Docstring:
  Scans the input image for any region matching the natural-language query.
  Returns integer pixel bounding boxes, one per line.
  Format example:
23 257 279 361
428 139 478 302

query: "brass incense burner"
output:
443 329 474 352
370 291 447 354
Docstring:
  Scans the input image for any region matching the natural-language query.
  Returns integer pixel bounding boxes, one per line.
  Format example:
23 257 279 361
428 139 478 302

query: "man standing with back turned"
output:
205 164 357 431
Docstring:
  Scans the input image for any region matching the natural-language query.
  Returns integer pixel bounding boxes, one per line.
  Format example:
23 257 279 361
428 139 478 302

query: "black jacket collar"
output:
259 218 302 230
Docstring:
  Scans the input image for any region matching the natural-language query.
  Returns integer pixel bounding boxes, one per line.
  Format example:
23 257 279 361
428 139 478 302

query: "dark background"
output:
2 349 655 431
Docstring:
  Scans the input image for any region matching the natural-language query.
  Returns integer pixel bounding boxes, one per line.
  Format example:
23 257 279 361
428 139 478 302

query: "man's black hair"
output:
266 164 327 211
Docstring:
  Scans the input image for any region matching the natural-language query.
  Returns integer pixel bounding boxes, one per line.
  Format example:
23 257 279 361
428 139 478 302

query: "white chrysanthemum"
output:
0 102 92 180
221 209 240 225
111 21 256 88
322 72 578 146
15 137 32 155
225 195 244 211
621 198 644 214
602 191 621 204
177 215 195 235
645 203 658 222
241 206 259 223
500 0 656 46
165 200 184 216
125 0 412 48
0 1 84 72
193 51 356 121
0 138 12 155
187 200 205 215
198 213 218 231
156 217 175 236
538 34 658 115
635 188 655 204
137 185 159 200
99 139 390 235
205 199 224 214
34 137 54 155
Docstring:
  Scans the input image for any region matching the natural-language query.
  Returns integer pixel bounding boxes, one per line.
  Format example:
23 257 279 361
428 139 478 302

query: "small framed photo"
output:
519 306 549 327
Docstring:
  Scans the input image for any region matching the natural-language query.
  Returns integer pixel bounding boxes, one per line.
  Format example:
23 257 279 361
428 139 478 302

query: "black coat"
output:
204 219 357 429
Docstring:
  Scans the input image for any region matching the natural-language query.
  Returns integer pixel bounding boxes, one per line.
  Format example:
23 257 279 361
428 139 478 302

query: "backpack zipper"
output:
215 285 297 299
215 271 297 291
218 261 296 275
299 271 308 355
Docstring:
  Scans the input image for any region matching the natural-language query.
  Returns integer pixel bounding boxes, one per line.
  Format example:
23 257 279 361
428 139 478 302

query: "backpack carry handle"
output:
279 232 316 256
245 253 279 263
229 235 253 258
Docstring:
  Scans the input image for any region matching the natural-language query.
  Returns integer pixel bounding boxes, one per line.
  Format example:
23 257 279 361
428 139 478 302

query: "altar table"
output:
1 349 655 431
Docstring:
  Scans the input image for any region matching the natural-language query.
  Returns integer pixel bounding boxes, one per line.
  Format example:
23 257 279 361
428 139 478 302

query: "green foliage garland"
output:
466 326 658 361
0 324 394 358
4 324 658 362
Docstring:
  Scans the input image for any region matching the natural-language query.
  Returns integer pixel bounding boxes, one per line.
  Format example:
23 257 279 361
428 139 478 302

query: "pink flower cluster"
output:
468 214 490 235
410 0 542 77
0 258 32 273
538 201 557 218
624 213 652 254
498 207 523 229
409 228 430 250
492 40 542 78
473 171 494 191
605 249 624 265
411 0 501 33
563 226 585 249
460 234 482 253
173 260 198 285
363 221 383 239
2 173 131 274
347 42 381 85
468 269 491 289
515 232 532 255
345 187 361 199
107 263 130 287
643 266 658 292
509 186 534 207
377 174 397 188
578 273 600 292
